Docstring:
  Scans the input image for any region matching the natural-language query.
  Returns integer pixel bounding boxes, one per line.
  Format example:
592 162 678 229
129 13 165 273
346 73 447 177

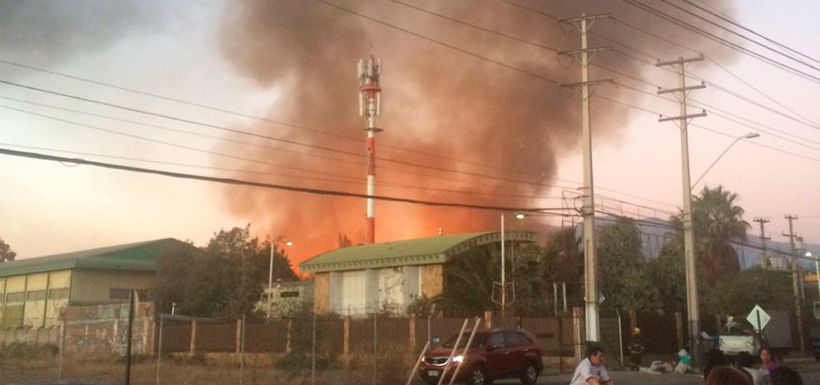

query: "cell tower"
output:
358 55 382 244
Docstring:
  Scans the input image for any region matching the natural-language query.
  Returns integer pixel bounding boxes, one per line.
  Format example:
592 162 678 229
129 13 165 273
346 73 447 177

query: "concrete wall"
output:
70 270 154 305
63 302 155 355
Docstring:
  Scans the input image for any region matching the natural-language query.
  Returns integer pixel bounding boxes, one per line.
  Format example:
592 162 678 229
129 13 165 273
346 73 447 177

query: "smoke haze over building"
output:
216 0 737 266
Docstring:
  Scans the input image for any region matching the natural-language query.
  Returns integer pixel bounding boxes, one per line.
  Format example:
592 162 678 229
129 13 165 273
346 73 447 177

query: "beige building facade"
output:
302 232 534 317
0 238 192 328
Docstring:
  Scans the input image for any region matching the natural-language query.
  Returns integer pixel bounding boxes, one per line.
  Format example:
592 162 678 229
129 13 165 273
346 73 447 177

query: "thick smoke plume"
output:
217 0 737 268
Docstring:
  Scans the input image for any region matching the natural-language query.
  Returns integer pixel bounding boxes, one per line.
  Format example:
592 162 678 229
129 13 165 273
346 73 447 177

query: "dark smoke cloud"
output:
0 0 167 65
217 0 737 267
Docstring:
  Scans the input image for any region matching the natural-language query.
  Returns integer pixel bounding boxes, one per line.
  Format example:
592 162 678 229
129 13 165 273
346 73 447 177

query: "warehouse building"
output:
300 231 534 316
0 238 193 329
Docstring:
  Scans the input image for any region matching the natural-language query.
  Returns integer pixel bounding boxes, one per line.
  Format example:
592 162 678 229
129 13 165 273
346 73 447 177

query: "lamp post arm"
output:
691 137 742 191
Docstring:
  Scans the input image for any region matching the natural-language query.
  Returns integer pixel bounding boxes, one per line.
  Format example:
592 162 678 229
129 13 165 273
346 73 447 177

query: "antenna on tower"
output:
358 54 382 244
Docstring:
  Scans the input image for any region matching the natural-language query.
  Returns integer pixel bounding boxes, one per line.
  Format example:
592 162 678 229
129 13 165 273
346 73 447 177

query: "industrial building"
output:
300 231 534 316
0 238 193 328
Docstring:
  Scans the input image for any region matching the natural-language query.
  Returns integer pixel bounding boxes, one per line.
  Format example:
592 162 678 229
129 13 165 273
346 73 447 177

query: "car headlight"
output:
452 355 464 363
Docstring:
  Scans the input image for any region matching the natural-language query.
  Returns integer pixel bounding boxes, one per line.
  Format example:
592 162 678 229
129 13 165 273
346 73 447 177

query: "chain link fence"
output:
0 304 628 385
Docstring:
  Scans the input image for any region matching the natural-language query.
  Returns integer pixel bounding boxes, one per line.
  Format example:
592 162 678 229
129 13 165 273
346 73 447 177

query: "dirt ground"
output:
0 353 417 385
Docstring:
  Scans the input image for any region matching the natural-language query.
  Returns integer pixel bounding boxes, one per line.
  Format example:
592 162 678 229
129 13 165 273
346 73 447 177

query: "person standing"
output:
570 346 615 385
628 327 644 371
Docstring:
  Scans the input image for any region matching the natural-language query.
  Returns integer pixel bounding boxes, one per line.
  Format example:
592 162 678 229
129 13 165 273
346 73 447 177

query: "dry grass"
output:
0 351 418 385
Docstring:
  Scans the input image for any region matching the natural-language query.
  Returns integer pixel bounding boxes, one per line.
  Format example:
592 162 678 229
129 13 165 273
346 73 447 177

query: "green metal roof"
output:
0 238 194 278
300 231 535 273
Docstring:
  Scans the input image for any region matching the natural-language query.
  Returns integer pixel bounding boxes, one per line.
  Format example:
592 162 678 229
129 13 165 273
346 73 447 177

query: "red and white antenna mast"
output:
358 54 382 244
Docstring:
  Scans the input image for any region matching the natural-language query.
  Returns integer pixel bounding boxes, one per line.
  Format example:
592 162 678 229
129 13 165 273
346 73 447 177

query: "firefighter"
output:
628 327 645 371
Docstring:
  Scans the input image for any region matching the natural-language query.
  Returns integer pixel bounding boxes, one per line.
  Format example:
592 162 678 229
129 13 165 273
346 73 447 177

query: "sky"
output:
1 0 819 268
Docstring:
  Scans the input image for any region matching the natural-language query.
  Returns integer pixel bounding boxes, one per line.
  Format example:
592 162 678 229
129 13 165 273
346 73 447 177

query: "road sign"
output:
746 305 771 332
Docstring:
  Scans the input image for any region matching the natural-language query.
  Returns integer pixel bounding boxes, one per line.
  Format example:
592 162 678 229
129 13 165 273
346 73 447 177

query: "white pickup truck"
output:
719 331 757 355
718 320 758 356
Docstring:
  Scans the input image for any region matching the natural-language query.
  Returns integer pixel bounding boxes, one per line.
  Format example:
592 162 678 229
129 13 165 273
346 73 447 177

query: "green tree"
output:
153 225 298 317
671 186 750 281
540 227 583 307
702 268 792 316
438 245 497 316
646 239 686 314
511 243 551 317
597 218 661 315
0 238 16 263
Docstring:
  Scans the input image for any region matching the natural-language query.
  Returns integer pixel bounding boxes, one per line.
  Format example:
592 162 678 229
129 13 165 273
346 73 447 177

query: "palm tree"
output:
672 186 750 281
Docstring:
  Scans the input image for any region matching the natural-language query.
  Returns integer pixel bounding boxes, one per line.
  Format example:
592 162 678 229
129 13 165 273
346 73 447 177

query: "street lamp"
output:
691 132 759 190
499 212 526 320
268 237 293 319
679 131 758 365
806 252 820 299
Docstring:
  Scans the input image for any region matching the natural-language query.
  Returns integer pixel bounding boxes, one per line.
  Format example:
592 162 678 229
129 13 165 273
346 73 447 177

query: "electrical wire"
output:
0 147 569 215
0 84 581 191
0 142 568 202
618 0 820 84
684 0 820 66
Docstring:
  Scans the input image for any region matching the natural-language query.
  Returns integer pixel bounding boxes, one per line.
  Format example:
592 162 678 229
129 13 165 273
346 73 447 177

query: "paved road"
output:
511 362 820 385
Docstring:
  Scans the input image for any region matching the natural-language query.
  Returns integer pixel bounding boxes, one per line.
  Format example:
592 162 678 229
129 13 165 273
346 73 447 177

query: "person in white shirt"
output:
570 346 615 385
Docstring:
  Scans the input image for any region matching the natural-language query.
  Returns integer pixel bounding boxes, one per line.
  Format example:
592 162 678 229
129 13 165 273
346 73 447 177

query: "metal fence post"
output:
557 315 564 373
156 314 164 385
58 315 66 382
240 315 246 385
311 309 316 385
372 314 378 385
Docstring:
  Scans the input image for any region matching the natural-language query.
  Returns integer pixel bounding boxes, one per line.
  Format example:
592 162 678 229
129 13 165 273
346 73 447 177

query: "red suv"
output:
419 328 543 385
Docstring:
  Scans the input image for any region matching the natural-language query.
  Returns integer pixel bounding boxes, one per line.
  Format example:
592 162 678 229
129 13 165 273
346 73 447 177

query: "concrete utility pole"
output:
501 212 506 320
783 214 806 353
754 218 771 266
559 13 611 343
657 55 707 366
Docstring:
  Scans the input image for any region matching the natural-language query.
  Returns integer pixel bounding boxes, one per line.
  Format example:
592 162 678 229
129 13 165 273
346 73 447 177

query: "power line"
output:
1 58 575 182
486 1 820 141
10 1 801 210
618 0 820 84
0 147 569 215
0 84 582 191
315 0 563 86
0 78 367 158
0 103 367 182
704 57 820 128
0 58 363 145
661 0 820 73
681 0 820 65
0 142 568 202
595 91 820 164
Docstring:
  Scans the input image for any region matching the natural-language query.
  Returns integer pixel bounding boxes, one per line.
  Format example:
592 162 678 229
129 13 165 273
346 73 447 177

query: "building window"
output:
6 292 25 304
110 289 148 301
49 288 69 300
26 290 47 301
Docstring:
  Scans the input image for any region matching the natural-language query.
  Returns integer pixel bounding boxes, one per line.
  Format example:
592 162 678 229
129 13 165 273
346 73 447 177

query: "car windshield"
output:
442 332 489 348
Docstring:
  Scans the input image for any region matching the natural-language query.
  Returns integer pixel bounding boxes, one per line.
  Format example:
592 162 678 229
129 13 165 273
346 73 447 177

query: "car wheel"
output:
520 362 538 385
467 366 489 385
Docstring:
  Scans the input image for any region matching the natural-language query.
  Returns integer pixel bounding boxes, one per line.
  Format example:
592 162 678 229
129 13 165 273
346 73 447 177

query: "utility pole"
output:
657 55 707 366
753 218 771 267
783 214 805 353
501 212 506 321
559 12 611 343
